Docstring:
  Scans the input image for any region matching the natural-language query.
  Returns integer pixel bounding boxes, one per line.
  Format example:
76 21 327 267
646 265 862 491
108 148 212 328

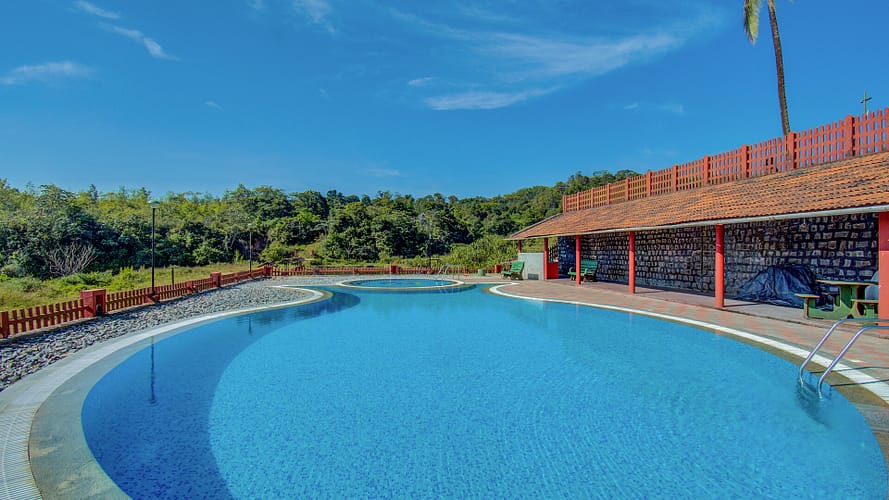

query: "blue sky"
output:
1 1 887 199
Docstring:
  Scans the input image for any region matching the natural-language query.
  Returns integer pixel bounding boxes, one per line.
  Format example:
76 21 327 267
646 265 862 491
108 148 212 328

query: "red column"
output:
543 237 549 280
210 272 222 288
715 224 725 308
880 212 889 322
517 240 523 253
629 231 636 294
575 235 582 285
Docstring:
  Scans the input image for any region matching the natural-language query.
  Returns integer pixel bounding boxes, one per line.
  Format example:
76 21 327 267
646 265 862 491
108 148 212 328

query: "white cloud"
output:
481 32 681 81
389 7 705 111
102 24 178 60
622 101 686 115
0 61 93 85
425 88 552 111
292 0 334 33
408 77 435 87
74 1 119 20
365 168 401 177
205 101 223 110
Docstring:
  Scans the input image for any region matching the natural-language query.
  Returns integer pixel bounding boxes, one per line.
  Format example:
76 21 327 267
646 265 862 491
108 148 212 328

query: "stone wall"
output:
556 213 877 296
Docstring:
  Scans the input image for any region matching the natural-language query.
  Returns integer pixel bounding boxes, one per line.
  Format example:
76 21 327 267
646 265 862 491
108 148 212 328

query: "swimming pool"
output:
76 284 886 497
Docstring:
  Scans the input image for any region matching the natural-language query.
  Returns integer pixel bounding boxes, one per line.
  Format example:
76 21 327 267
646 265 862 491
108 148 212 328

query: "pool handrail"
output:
798 317 889 398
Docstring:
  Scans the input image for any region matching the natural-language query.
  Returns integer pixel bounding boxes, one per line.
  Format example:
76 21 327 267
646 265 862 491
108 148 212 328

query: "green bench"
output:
852 299 879 318
502 260 524 280
568 259 598 282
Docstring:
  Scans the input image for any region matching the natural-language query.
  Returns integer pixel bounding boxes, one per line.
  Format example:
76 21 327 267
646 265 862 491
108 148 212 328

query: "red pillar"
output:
80 289 107 317
575 235 582 285
628 231 636 294
715 224 725 308
543 237 549 280
517 240 523 253
880 212 889 321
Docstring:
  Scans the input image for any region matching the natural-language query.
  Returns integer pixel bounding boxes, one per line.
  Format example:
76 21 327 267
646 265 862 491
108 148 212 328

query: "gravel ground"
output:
0 278 325 392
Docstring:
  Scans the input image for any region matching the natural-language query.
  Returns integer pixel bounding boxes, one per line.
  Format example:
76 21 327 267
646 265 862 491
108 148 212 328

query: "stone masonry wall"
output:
556 213 877 296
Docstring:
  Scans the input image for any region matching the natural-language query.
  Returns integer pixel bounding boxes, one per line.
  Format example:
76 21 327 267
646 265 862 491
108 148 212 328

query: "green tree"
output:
744 0 791 135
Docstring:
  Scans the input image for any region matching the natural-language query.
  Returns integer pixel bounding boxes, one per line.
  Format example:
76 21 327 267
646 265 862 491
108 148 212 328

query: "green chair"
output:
567 259 598 282
502 261 524 280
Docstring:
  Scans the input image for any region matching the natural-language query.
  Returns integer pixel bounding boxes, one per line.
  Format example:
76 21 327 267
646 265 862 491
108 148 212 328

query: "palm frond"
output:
744 0 761 43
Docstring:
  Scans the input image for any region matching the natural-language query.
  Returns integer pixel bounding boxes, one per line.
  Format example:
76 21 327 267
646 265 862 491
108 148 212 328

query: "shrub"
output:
444 235 515 269
111 267 142 290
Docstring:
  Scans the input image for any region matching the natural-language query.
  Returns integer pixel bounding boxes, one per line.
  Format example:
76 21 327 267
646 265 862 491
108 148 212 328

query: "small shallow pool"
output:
339 278 461 289
77 285 886 497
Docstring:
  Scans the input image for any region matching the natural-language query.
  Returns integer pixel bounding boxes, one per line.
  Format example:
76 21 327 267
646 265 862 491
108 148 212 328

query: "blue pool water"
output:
342 278 457 288
82 285 887 498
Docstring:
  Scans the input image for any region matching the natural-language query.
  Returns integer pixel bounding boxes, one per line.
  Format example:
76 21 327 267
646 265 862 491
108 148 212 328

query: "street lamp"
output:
418 214 432 270
247 223 254 273
149 199 160 294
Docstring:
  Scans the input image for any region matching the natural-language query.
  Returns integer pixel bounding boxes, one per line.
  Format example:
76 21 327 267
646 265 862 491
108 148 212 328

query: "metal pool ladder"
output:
798 317 889 398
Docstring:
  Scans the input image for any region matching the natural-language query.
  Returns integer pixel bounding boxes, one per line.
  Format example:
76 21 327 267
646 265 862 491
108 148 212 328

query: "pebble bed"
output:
0 277 345 392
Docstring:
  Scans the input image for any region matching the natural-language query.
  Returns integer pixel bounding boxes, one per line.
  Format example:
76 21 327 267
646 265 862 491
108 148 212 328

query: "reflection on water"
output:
82 292 359 499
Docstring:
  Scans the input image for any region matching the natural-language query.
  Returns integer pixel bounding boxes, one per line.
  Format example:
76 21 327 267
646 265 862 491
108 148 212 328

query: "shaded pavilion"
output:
510 109 889 317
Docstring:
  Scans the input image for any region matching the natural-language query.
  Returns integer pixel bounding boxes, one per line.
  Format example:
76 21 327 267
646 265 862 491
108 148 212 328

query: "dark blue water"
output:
82 286 888 498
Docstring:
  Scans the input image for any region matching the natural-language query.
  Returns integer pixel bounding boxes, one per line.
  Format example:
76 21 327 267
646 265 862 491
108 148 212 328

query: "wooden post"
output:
844 115 856 158
210 272 222 288
517 240 523 254
671 165 678 192
702 155 710 186
575 235 582 285
784 132 797 170
880 212 889 323
740 145 750 178
543 237 549 280
0 311 9 338
80 289 106 317
646 171 652 197
715 225 725 308
628 231 636 294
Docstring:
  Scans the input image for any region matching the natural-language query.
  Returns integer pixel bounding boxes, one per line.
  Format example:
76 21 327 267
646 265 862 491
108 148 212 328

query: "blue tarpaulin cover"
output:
734 264 819 308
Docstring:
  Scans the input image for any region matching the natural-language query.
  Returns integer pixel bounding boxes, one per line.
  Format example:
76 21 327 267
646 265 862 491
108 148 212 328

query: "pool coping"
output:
2 283 888 498
0 287 326 500
335 278 467 291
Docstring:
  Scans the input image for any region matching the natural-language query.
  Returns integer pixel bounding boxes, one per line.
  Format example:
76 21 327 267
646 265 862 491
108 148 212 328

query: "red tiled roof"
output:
511 151 889 239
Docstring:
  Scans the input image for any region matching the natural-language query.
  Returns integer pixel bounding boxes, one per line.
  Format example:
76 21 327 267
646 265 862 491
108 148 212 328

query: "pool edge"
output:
0 288 325 500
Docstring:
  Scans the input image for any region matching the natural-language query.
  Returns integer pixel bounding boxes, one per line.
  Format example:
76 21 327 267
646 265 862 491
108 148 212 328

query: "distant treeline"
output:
0 169 636 278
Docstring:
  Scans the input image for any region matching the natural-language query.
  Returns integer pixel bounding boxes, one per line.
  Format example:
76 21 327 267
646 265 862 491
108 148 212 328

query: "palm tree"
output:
744 0 791 135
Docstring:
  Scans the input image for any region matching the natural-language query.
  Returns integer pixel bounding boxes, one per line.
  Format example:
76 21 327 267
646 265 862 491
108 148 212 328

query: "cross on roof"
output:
861 90 872 115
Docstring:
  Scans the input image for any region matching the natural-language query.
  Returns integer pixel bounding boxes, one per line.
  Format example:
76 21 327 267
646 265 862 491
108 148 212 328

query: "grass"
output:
0 262 257 310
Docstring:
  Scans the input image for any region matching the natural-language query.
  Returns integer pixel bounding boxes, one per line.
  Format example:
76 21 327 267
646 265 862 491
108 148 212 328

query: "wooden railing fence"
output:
0 267 270 339
562 108 889 213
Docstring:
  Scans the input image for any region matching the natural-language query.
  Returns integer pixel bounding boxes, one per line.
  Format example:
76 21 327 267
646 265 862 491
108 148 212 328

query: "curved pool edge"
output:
0 287 325 500
488 284 889 405
336 278 467 291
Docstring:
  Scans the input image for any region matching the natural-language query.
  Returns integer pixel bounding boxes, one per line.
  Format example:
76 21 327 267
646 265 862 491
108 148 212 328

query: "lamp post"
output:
149 199 160 295
247 223 254 273
418 214 432 270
